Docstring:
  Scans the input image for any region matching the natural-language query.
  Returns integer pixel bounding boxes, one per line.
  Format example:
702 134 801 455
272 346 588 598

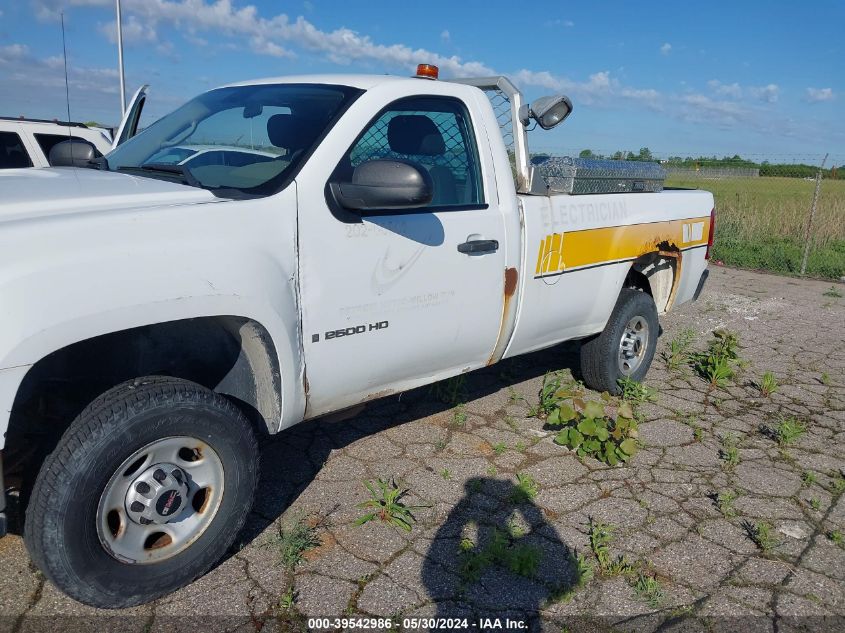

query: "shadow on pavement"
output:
420 477 586 631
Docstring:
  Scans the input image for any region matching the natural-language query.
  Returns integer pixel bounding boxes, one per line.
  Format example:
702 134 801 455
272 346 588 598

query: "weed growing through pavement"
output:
493 442 507 455
515 440 527 452
588 519 630 576
633 571 664 608
547 396 640 466
716 490 738 517
534 371 564 417
458 527 542 585
486 465 498 476
662 328 696 371
820 372 831 386
809 497 821 511
802 471 817 486
691 329 742 388
829 473 845 493
506 515 527 539
452 403 467 427
743 520 778 552
278 587 296 610
507 387 523 404
440 468 452 480
267 515 321 570
758 371 779 397
720 433 740 469
355 478 427 532
617 376 657 405
430 375 466 405
509 472 540 504
548 550 594 604
770 416 806 445
823 286 843 298
828 530 843 548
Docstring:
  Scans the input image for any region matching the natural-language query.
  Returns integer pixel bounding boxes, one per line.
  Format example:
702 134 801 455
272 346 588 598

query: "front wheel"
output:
24 376 258 608
580 288 659 394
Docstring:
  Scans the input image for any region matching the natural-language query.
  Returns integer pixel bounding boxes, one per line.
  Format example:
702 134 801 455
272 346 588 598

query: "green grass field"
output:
665 176 845 279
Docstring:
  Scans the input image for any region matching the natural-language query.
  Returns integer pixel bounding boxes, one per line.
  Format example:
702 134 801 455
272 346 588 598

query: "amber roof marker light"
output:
414 64 439 80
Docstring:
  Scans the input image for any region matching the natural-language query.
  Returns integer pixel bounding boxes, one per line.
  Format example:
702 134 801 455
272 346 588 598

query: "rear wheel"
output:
24 376 258 608
580 288 658 394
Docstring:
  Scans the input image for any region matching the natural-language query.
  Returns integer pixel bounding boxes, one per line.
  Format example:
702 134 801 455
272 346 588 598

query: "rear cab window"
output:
0 131 34 169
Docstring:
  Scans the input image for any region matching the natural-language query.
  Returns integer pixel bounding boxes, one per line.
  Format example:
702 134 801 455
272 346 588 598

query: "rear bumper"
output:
693 269 709 301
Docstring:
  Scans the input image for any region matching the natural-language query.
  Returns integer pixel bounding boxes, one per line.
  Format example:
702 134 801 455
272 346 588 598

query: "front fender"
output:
0 188 305 445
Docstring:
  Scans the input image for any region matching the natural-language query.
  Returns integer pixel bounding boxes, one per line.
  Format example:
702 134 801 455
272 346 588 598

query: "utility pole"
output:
116 0 126 115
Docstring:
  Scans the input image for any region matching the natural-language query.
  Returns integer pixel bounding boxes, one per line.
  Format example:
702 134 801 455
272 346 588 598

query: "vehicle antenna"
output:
61 13 72 146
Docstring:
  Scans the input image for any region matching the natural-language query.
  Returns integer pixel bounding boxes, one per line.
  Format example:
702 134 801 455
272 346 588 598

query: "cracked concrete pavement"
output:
1 265 844 632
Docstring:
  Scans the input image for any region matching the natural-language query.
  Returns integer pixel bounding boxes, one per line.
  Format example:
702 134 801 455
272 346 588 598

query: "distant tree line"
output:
575 148 844 179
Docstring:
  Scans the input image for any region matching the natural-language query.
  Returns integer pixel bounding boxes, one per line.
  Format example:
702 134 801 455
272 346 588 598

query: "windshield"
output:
106 83 360 196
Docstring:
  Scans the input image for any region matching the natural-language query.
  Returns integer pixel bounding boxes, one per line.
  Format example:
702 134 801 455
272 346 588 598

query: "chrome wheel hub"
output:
618 316 649 375
96 436 225 564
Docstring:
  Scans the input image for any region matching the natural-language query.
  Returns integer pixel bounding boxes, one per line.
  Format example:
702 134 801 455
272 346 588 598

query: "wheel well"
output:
5 317 281 493
625 252 678 314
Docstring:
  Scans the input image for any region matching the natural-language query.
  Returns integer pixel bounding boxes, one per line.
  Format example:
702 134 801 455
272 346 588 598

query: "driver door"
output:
112 84 148 149
296 95 507 417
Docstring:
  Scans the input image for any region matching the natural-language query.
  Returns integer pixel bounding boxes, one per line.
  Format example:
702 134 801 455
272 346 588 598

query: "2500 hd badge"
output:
312 320 389 343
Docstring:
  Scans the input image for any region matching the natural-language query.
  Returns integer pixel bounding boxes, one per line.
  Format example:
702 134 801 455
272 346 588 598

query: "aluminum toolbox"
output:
530 156 665 195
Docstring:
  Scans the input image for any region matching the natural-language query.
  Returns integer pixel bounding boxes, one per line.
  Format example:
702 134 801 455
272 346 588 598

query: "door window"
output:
343 97 484 208
0 131 33 168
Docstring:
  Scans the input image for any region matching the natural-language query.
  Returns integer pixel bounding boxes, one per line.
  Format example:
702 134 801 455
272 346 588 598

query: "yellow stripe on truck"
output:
534 216 710 278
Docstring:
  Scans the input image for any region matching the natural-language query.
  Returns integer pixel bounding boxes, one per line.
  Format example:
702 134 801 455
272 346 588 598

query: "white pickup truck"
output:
0 67 713 608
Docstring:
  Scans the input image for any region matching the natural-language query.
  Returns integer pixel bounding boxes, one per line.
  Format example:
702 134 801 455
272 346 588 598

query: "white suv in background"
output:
0 117 114 168
0 84 149 168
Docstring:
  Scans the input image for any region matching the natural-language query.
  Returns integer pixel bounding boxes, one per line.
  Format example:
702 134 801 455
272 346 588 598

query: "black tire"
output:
24 376 259 609
580 288 659 394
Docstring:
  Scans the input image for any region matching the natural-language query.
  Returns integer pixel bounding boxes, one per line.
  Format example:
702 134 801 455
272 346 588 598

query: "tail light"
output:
705 207 716 260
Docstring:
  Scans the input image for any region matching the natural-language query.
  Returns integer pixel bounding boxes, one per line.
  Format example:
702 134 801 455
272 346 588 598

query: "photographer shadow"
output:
420 477 587 632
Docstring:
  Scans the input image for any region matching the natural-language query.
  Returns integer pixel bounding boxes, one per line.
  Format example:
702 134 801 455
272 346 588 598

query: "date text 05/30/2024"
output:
306 617 528 630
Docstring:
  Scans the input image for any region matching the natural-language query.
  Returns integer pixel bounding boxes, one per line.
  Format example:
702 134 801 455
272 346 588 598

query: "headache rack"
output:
449 76 665 195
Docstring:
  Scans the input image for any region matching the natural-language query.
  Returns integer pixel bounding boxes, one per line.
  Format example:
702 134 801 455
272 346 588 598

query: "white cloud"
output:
249 37 295 58
707 80 779 103
98 15 157 44
707 79 742 99
0 43 31 62
22 1 818 141
748 83 779 103
806 87 834 102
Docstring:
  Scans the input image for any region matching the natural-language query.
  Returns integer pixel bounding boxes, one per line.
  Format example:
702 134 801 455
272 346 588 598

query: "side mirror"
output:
519 94 573 130
330 159 433 212
48 139 97 167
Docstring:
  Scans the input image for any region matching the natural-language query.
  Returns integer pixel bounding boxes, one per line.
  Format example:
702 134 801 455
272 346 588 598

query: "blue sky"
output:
1 0 842 161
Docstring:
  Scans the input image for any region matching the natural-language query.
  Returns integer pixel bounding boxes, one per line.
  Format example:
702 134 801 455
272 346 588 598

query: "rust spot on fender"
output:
504 267 518 298
487 267 520 366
